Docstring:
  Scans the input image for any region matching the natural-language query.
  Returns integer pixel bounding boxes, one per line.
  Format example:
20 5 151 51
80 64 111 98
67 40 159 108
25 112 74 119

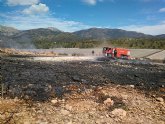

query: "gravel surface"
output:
147 50 165 60
20 48 163 58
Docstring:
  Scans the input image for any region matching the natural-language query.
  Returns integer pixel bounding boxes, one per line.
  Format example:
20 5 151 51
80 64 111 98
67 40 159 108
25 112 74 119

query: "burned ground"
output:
1 57 165 101
0 56 165 124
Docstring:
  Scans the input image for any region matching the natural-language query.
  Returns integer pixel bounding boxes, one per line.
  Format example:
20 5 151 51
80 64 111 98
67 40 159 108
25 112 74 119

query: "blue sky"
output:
0 0 165 35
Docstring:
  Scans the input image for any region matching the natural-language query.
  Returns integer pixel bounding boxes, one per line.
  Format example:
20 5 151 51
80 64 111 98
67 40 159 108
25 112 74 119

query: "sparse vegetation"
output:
33 37 165 49
110 38 165 49
33 39 102 49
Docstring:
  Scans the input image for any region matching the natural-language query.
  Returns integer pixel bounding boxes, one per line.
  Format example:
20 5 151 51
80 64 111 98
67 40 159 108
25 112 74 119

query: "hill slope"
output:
0 25 19 36
73 28 152 39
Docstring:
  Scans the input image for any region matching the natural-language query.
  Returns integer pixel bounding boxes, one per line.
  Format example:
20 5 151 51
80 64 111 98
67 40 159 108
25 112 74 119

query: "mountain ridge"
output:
0 25 165 49
73 28 153 39
0 25 19 36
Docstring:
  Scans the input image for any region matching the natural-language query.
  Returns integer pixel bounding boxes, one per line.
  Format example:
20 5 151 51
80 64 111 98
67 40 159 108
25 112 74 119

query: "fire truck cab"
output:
103 47 130 59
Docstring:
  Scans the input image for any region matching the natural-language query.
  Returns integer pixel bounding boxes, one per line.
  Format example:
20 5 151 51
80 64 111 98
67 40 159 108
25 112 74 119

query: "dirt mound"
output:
0 48 57 57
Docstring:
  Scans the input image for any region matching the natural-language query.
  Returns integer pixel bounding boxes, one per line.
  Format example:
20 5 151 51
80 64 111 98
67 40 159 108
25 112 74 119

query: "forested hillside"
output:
0 25 165 49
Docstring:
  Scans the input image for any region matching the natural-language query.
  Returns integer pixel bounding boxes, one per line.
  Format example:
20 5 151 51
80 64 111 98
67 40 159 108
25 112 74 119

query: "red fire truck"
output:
103 47 130 59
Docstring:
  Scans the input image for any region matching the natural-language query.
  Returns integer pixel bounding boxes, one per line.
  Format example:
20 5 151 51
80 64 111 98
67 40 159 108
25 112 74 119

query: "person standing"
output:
114 49 117 57
92 50 95 55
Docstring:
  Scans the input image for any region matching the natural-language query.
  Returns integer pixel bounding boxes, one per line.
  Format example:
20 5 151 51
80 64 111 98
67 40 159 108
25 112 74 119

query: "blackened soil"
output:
1 57 165 101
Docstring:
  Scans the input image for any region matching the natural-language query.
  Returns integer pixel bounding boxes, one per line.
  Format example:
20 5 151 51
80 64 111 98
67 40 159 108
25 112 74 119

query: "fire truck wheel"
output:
107 53 111 57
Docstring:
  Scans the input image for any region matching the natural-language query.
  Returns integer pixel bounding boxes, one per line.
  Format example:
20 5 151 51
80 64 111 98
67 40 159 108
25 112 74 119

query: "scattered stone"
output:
95 120 101 124
14 97 19 102
51 99 58 104
156 97 164 103
105 114 109 118
104 98 114 106
65 104 72 111
157 120 165 124
21 63 24 66
91 108 96 111
72 76 81 82
81 79 87 83
110 108 127 119
152 94 156 98
129 85 135 88
28 83 33 87
121 95 128 100
48 85 52 89
61 99 65 102
67 121 72 124
24 95 30 100
60 109 70 115
84 89 93 94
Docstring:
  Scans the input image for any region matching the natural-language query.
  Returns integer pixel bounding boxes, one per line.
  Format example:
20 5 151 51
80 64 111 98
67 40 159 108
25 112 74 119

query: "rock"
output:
91 108 96 111
24 121 33 124
21 63 24 66
157 120 165 124
152 94 156 98
104 98 114 106
51 99 58 104
48 84 52 89
54 87 64 98
156 97 164 102
24 95 30 100
121 95 128 100
95 120 101 124
110 108 127 119
60 109 70 115
81 79 87 83
134 74 139 77
129 85 135 88
72 76 81 82
67 122 72 124
65 104 72 111
14 97 19 102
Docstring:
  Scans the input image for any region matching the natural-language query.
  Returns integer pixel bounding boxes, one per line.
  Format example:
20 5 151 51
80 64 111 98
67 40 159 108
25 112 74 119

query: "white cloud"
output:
7 0 39 6
159 8 165 12
22 3 49 15
0 13 91 32
120 22 165 35
82 0 97 5
82 0 114 5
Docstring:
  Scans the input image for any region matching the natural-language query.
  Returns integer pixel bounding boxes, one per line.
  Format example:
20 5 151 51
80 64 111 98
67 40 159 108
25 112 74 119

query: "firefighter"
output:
92 50 95 55
114 49 117 57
